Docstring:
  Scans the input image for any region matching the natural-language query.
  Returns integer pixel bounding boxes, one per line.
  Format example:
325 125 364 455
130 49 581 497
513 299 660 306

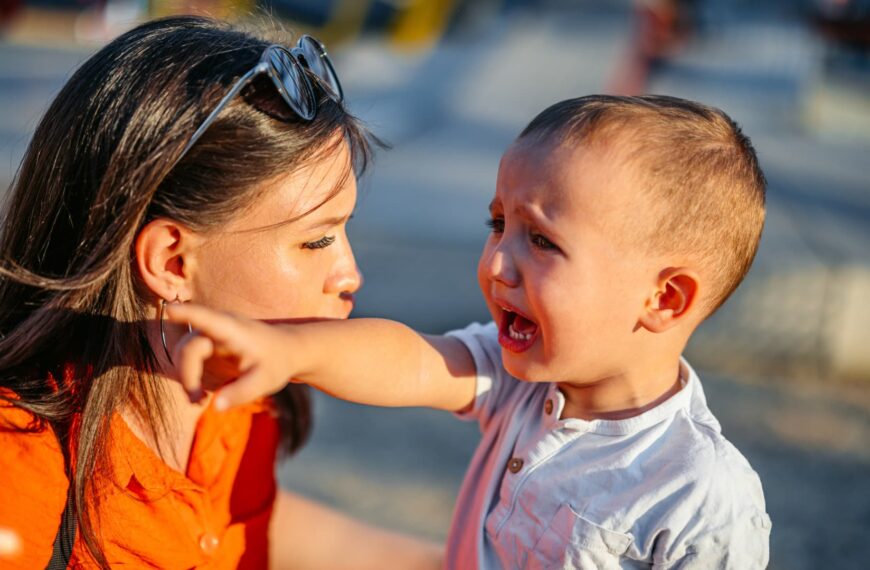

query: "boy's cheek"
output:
476 256 491 292
501 334 560 383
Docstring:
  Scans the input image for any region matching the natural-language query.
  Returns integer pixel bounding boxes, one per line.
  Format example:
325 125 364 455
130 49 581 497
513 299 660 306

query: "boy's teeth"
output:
508 322 532 341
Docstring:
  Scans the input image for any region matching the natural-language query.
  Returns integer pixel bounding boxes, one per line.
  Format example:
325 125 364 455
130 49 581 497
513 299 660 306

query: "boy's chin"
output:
501 350 553 382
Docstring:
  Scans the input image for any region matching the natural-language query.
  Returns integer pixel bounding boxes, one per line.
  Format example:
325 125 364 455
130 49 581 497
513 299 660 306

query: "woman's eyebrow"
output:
302 213 353 231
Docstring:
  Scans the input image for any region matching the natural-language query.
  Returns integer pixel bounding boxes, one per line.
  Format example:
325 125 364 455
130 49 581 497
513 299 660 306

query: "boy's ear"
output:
638 267 700 333
134 219 198 303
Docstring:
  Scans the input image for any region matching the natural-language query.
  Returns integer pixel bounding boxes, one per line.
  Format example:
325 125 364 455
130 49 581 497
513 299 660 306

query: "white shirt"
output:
445 322 771 569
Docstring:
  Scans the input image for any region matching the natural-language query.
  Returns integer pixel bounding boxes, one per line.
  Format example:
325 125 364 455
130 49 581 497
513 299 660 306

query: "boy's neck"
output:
556 359 684 421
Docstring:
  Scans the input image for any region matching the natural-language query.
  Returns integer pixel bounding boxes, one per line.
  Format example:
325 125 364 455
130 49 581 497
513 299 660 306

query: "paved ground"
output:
1 1 868 568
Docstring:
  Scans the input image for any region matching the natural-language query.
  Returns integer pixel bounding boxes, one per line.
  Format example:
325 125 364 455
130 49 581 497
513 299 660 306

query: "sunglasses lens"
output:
267 48 315 120
298 36 343 101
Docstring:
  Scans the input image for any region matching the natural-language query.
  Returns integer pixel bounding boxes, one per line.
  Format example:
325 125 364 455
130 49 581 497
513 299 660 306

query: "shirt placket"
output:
188 411 238 564
489 386 589 538
194 489 222 562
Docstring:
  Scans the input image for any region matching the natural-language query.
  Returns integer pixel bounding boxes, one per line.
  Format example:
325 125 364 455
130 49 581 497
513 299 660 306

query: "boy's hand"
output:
165 303 295 410
168 306 478 413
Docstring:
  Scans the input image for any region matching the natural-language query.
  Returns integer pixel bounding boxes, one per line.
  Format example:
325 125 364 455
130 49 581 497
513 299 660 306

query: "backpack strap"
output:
46 484 76 569
45 423 76 570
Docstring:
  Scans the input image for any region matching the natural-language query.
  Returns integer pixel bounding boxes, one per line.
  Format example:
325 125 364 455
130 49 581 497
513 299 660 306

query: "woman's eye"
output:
485 217 505 234
531 233 558 250
302 235 336 250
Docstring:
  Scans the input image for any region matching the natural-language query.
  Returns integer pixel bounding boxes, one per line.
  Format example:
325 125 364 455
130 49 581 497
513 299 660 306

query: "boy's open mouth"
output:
498 308 539 353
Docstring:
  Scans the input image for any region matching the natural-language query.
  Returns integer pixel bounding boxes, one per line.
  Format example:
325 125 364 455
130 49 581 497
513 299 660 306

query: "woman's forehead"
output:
234 142 356 232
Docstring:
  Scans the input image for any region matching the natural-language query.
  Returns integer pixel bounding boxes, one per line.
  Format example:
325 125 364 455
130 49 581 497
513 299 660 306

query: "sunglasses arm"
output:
179 62 269 157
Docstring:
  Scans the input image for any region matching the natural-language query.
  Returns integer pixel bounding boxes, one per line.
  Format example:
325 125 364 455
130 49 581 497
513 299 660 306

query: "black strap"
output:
46 483 76 569
45 424 76 570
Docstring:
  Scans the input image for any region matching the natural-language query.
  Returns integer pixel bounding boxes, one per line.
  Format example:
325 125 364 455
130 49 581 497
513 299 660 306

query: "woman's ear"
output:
134 219 197 302
638 267 700 333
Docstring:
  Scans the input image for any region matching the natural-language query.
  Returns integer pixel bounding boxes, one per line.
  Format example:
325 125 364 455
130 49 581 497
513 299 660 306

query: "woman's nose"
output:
324 242 363 295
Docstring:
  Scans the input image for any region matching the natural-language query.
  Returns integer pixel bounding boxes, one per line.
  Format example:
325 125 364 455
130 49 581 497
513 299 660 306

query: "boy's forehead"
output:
496 137 640 216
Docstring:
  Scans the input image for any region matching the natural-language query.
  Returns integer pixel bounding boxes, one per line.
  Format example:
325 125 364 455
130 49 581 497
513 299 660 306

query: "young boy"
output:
169 95 771 568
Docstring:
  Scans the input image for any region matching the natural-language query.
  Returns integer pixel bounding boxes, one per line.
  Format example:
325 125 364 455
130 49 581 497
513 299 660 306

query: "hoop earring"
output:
159 297 192 366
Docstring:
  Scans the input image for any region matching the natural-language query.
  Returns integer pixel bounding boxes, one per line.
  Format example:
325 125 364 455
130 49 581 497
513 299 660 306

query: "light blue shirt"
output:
446 322 771 569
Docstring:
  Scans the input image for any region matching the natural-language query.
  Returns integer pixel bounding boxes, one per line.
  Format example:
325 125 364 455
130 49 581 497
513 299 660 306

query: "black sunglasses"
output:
180 35 343 158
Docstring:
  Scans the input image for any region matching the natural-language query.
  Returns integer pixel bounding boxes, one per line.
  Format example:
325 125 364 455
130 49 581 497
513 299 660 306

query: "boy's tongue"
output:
511 313 537 334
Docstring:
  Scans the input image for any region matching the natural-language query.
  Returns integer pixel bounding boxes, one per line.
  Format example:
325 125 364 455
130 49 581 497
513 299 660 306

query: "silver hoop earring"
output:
159 297 192 365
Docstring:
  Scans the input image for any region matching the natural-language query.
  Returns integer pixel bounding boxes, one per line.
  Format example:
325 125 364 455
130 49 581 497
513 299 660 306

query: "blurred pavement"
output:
1 2 868 568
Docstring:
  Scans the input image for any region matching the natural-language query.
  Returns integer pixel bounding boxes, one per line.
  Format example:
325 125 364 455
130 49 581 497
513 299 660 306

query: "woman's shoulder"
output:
0 387 67 472
1 387 45 427
0 388 69 569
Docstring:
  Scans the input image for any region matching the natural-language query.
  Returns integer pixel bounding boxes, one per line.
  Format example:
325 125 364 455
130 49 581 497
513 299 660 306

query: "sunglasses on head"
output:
180 35 343 158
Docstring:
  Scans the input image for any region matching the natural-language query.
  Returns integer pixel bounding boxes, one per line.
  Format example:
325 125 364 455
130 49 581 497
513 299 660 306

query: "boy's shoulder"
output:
646 365 766 512
655 416 767 522
628 433 770 565
564 368 770 565
612 368 770 562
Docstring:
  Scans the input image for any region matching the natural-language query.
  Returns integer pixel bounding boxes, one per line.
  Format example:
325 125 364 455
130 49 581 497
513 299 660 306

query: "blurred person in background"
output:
0 15 440 570
611 0 696 95
0 0 23 30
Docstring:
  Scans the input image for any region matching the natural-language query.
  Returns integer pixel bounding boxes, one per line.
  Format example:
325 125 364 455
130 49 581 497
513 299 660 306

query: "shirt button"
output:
199 532 220 555
508 457 524 473
544 399 554 415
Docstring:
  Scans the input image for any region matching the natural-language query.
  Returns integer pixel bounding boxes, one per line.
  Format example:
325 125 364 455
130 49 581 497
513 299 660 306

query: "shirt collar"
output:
546 357 699 436
108 398 272 500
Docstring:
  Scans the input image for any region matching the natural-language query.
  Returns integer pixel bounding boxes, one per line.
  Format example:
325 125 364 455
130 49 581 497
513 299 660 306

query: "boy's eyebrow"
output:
491 197 556 228
514 202 550 225
513 202 566 238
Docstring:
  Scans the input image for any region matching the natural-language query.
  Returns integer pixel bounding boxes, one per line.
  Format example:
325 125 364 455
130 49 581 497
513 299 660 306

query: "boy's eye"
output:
531 233 558 251
301 235 336 250
485 217 505 234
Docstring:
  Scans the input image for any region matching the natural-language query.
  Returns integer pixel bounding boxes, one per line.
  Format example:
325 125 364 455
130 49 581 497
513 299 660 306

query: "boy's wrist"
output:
276 324 302 386
277 322 322 387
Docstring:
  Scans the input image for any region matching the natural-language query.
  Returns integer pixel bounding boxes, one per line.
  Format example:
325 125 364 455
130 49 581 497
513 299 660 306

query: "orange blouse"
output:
0 389 280 569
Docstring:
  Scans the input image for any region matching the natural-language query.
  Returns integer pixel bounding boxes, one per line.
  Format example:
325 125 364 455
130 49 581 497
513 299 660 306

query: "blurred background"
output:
1 0 868 567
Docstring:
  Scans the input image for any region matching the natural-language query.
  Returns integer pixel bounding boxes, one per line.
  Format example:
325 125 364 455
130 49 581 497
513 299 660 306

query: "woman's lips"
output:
338 292 355 317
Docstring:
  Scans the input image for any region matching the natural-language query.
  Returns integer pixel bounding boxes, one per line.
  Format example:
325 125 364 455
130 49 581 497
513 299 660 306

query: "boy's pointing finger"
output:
166 303 242 345
173 332 214 403
214 365 277 411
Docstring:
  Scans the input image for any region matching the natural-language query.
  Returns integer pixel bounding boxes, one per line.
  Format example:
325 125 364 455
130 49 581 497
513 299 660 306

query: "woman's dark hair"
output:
0 16 375 567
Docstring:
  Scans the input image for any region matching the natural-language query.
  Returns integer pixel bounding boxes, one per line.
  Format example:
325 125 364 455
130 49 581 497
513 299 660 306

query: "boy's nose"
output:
484 246 519 287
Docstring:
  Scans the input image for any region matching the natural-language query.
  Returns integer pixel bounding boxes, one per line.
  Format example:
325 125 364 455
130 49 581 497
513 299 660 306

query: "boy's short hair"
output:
519 95 767 315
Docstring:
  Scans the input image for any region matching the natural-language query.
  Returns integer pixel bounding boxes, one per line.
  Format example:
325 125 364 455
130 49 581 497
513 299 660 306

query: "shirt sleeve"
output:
0 401 68 570
653 511 772 569
445 321 520 432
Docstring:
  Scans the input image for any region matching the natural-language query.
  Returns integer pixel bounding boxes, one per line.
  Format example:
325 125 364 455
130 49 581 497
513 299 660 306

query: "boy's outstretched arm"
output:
166 304 478 412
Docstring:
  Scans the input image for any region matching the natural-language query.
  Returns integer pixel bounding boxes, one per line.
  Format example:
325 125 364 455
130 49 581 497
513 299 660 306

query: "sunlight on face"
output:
190 140 362 321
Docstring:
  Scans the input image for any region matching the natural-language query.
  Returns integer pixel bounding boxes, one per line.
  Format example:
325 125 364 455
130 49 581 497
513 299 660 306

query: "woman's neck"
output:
121 374 212 475
124 314 214 474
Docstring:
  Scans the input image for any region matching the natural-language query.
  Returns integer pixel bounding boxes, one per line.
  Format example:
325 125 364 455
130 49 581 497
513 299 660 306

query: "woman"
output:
0 16 440 569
